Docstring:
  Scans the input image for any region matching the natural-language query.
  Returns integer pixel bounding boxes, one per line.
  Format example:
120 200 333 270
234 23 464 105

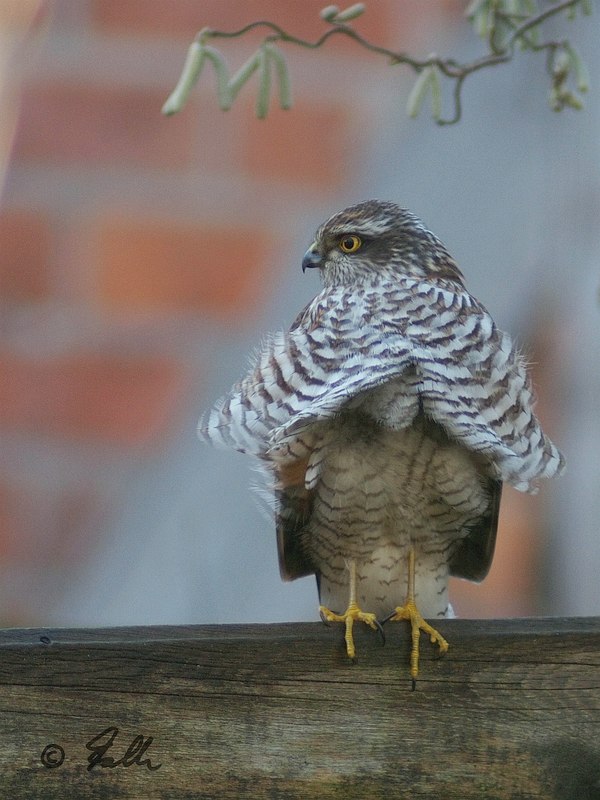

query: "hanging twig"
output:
162 1 592 126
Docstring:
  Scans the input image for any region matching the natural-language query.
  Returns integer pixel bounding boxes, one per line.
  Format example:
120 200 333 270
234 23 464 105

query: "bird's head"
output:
302 200 464 287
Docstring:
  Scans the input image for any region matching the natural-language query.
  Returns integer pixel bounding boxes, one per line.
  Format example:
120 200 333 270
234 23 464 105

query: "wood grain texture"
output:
0 618 598 799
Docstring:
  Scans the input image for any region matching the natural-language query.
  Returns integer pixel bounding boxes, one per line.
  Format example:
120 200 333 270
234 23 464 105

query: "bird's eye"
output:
339 235 362 254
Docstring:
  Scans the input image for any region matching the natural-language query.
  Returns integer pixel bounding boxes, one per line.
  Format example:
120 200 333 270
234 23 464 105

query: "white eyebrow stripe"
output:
327 216 394 236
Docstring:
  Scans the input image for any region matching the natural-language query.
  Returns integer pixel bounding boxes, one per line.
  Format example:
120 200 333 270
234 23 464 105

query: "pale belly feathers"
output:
306 414 491 618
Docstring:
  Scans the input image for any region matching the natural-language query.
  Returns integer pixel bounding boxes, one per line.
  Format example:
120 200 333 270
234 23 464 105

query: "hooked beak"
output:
302 244 322 273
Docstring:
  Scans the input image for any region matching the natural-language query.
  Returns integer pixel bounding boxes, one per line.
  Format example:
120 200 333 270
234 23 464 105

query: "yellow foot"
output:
320 602 380 660
387 600 449 682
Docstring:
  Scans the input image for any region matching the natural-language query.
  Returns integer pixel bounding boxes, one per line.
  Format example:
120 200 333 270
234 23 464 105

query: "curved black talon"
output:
319 609 331 627
380 610 397 625
374 618 386 646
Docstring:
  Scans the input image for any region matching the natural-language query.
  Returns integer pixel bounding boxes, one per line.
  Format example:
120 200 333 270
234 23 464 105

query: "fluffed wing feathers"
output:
199 277 564 493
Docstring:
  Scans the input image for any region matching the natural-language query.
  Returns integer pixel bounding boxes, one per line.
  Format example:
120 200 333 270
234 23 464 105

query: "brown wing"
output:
274 457 316 581
449 479 502 582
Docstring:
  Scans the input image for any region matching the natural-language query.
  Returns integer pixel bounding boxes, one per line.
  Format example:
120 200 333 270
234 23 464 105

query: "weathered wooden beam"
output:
0 618 598 798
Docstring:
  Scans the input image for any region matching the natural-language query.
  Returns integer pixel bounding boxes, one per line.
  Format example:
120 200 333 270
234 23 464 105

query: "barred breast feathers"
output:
199 276 565 493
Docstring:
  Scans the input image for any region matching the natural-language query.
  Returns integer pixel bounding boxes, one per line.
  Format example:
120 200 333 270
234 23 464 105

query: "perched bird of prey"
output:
200 200 565 682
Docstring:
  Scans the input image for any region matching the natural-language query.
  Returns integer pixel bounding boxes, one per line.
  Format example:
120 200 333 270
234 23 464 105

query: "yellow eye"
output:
339 235 362 254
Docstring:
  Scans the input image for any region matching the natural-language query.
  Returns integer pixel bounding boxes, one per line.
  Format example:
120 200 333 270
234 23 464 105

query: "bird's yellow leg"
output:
386 547 449 681
319 560 379 659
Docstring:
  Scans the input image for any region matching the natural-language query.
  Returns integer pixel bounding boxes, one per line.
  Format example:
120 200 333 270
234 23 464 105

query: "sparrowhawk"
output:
200 200 565 682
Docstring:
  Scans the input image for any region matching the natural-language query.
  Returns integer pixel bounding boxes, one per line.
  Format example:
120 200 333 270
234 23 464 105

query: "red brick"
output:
0 1 47 31
96 217 275 317
12 83 197 169
0 479 99 568
0 209 52 301
0 350 187 446
240 100 350 188
91 0 407 50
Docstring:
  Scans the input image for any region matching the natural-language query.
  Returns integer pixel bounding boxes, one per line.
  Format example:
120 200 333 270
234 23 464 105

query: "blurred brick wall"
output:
0 0 551 625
